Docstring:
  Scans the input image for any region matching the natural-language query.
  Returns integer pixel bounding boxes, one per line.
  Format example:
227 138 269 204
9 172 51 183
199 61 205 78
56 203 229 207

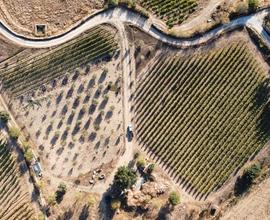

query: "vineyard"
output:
134 41 270 198
138 0 198 27
0 139 34 219
0 25 118 97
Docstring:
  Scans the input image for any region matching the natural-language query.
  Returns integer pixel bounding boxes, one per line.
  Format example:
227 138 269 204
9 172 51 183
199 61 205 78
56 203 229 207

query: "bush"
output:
235 163 261 195
249 0 259 11
136 155 146 169
48 194 56 206
9 127 20 140
108 0 118 6
147 163 155 174
87 195 96 207
55 183 67 203
169 191 180 206
24 148 34 163
111 199 121 210
0 111 10 124
113 166 136 194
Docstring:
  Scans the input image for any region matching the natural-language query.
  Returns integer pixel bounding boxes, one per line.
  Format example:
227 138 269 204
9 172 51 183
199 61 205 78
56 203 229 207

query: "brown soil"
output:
0 34 24 62
0 0 104 37
11 55 124 181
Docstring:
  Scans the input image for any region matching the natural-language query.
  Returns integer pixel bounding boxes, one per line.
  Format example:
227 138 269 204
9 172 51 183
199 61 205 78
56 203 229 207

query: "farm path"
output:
0 7 270 48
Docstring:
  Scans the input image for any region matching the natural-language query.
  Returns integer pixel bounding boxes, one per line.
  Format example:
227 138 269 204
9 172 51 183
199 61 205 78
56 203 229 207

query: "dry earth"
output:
221 176 270 220
13 57 124 180
0 0 104 37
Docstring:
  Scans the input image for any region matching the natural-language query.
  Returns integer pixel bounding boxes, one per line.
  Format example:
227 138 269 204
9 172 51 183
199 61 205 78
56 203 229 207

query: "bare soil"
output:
12 57 124 181
221 176 270 220
0 0 104 37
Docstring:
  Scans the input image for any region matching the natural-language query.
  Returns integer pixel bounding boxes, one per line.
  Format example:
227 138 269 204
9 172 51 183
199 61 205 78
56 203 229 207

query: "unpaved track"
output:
0 7 270 48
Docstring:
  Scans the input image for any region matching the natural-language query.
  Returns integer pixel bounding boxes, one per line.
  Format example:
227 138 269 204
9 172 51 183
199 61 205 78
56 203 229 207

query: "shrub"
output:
48 194 56 206
111 199 121 210
248 0 259 10
56 183 67 203
147 163 155 174
87 195 96 207
24 148 34 163
9 127 20 140
0 111 10 124
169 191 180 206
235 163 261 195
136 155 146 169
113 166 136 194
108 0 118 6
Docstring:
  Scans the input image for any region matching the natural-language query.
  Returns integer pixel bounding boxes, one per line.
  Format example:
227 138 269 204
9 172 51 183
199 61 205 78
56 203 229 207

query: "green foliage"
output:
235 163 261 196
48 194 56 206
147 163 155 174
56 183 67 203
168 191 180 206
87 195 96 207
136 155 146 169
113 166 137 193
111 199 121 210
0 26 118 96
108 0 119 6
248 0 259 10
0 111 10 124
138 0 197 26
24 148 34 163
9 127 20 140
135 42 269 196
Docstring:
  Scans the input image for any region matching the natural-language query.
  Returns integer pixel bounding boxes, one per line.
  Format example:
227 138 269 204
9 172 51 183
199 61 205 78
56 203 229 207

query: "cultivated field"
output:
0 25 124 179
0 26 118 97
138 0 198 27
134 41 270 198
0 138 34 219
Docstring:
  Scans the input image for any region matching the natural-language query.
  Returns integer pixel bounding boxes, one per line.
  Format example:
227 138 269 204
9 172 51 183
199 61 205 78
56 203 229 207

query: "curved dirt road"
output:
0 7 269 48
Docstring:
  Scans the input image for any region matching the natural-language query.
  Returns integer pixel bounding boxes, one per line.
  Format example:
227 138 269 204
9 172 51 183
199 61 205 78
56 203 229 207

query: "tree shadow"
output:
98 70 107 84
77 84 84 94
79 205 89 220
88 104 96 115
105 111 113 120
88 78 95 89
88 132 96 142
99 99 108 110
57 209 73 220
56 92 63 105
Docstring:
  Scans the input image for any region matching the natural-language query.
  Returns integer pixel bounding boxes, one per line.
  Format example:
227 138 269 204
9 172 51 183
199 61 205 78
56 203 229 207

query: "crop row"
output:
0 140 34 220
0 26 119 97
134 41 270 198
138 0 197 26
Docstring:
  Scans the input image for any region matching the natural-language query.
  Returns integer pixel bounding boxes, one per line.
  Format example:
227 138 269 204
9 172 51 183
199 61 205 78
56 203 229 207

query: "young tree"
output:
110 199 121 211
249 0 259 11
235 163 261 195
9 127 20 140
108 0 119 7
168 191 180 206
112 166 136 194
55 183 67 203
0 111 10 124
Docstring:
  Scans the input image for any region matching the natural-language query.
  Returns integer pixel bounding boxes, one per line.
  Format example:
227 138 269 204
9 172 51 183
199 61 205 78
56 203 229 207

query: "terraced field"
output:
134 41 270 198
0 25 119 97
0 139 34 219
138 0 198 27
